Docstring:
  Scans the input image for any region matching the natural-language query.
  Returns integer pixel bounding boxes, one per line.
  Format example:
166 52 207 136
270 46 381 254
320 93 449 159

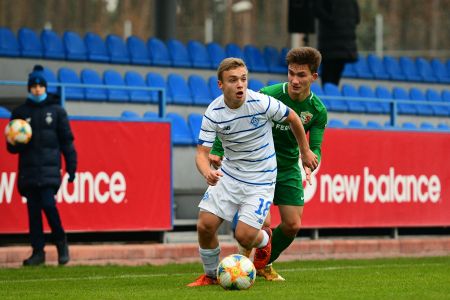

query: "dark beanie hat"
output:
27 65 47 91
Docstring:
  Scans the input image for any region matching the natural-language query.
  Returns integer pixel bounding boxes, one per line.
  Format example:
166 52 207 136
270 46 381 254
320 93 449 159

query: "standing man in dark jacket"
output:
315 0 360 86
6 65 77 266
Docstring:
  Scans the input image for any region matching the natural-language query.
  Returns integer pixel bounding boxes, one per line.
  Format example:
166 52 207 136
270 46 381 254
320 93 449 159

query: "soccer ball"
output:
4 119 32 145
217 254 256 290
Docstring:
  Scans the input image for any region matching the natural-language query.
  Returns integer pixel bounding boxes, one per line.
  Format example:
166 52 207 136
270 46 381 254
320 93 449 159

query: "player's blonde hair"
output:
217 57 248 81
286 47 322 74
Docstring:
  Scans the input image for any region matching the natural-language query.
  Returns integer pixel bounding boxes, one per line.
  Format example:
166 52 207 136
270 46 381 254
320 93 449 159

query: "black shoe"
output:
23 250 45 266
56 239 70 265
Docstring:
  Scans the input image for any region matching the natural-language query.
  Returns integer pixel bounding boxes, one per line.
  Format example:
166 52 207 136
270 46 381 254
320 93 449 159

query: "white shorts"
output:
198 174 275 229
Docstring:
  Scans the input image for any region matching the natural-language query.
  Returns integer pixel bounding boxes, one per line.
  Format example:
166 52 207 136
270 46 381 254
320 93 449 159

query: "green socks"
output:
269 226 295 264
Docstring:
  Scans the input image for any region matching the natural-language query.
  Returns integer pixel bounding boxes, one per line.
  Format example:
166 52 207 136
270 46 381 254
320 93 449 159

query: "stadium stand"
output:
84 32 110 63
188 74 212 106
323 83 348 112
327 119 346 128
167 39 191 68
341 83 366 113
126 35 151 65
17 27 42 58
392 86 417 115
367 54 390 80
420 122 435 130
208 76 222 99
399 56 423 82
167 73 192 105
243 44 269 73
105 34 130 64
347 119 365 128
103 69 129 102
147 37 171 67
225 43 245 59
125 71 151 103
430 58 450 83
121 110 141 119
146 72 167 103
143 111 158 119
358 85 384 114
206 42 227 69
0 27 20 57
416 57 439 83
353 55 373 79
187 113 203 143
166 112 194 145
248 78 265 91
42 67 59 94
402 122 417 129
383 55 406 81
80 68 108 101
41 29 65 60
187 40 212 69
58 67 85 100
409 87 434 116
0 106 10 117
366 120 383 129
63 31 87 61
263 46 287 74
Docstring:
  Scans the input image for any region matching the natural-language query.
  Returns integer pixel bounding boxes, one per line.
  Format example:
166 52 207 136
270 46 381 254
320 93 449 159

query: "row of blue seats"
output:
2 27 450 84
328 118 450 131
313 83 450 117
0 27 287 73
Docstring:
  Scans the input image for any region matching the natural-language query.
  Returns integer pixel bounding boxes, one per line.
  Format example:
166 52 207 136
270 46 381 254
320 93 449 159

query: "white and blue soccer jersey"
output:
198 89 290 186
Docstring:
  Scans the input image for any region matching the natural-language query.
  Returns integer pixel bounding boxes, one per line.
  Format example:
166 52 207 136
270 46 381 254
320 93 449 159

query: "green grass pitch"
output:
0 256 448 299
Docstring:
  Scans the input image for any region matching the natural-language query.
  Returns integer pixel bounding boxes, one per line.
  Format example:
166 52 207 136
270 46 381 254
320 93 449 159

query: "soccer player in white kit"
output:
187 58 317 287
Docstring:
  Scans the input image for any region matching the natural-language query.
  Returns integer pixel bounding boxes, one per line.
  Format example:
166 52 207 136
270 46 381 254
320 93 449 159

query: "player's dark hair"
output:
217 57 247 81
286 47 322 74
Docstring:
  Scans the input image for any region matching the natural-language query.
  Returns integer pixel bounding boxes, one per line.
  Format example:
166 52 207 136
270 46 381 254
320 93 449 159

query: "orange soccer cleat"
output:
187 274 218 287
253 226 272 270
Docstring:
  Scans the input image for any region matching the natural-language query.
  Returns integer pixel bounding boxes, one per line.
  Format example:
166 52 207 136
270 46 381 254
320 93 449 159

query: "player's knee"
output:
282 220 302 236
196 220 215 236
234 231 253 249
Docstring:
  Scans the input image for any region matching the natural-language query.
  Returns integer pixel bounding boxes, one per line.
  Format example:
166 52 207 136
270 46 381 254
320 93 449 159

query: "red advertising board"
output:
269 129 450 228
0 119 172 233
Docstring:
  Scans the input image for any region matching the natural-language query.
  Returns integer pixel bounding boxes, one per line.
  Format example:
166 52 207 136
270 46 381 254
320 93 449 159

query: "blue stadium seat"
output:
358 85 384 114
342 62 357 78
58 67 84 100
401 122 417 130
341 84 366 113
366 120 383 129
353 55 373 79
442 90 450 102
125 71 151 103
225 43 244 59
84 32 109 62
399 56 423 82
244 45 269 73
375 85 393 113
409 87 434 116
206 42 226 69
267 79 282 86
367 54 389 80
263 46 287 74
0 106 11 118
393 86 417 115
103 69 129 102
0 27 20 57
146 72 168 103
187 40 212 69
121 110 141 119
42 67 58 94
106 34 130 64
143 111 158 119
430 58 450 84
18 27 42 58
420 122 435 130
167 73 192 105
147 37 171 67
80 69 107 101
323 83 348 112
383 56 406 81
167 112 194 145
248 78 265 92
167 39 191 68
327 119 345 128
188 75 212 106
279 47 289 66
41 29 65 60
208 76 222 99
187 113 203 143
426 88 449 117
311 82 329 108
127 35 151 65
347 119 364 128
63 31 87 61
415 57 438 83
437 123 450 131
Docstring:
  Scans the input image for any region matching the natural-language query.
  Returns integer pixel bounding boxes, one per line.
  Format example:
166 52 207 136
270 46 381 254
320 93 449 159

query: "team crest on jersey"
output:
250 116 259 127
45 112 53 125
300 111 313 125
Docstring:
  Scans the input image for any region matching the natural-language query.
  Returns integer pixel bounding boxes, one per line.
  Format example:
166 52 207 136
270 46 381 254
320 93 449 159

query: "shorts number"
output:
254 198 271 217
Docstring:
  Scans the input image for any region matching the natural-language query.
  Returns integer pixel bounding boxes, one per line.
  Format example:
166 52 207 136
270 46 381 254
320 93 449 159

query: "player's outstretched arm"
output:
285 108 318 170
196 145 223 186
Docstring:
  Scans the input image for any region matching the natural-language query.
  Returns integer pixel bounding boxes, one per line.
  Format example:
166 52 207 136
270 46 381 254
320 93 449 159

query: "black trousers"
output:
321 59 346 86
24 187 65 251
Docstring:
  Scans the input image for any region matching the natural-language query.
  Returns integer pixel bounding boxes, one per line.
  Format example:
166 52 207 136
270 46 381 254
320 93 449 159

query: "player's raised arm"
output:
284 108 318 170
196 144 223 186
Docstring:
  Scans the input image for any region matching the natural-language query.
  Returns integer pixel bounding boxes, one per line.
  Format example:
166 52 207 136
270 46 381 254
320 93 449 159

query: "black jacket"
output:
7 94 77 194
315 0 360 62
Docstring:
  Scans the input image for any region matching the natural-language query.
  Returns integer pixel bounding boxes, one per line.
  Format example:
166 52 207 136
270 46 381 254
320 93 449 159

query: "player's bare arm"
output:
284 108 318 170
208 153 222 169
196 145 223 186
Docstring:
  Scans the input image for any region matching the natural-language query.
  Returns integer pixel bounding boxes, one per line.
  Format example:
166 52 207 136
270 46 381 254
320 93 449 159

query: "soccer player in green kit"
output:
209 47 327 281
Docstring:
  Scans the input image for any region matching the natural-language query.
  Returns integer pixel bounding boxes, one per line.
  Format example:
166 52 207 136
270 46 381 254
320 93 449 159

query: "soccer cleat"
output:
237 242 253 258
253 226 272 270
23 250 45 266
187 274 218 287
257 264 285 281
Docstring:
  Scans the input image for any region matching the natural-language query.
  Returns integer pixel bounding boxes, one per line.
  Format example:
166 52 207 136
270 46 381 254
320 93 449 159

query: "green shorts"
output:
273 168 304 206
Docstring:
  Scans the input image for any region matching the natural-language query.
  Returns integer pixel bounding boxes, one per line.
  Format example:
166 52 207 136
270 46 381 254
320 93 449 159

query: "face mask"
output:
28 92 47 103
